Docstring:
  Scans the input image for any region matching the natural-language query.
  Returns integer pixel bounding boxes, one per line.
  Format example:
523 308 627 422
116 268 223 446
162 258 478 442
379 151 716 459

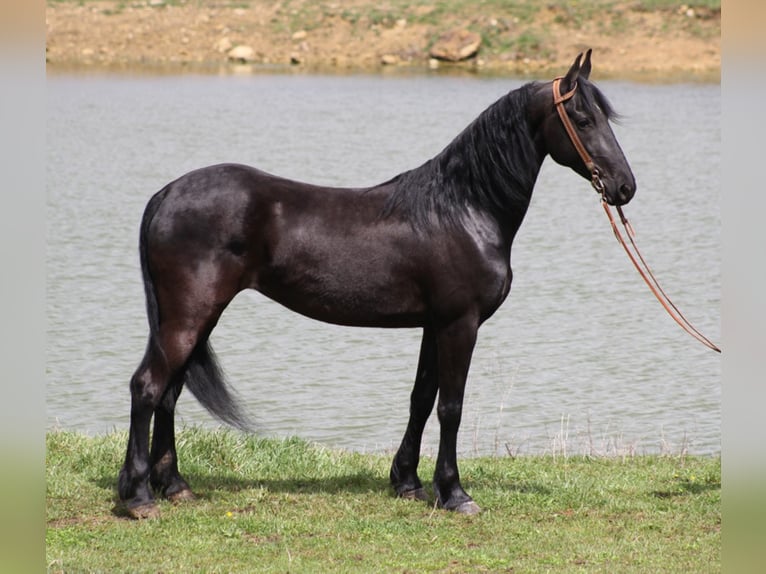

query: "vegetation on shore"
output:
47 428 720 572
46 0 720 79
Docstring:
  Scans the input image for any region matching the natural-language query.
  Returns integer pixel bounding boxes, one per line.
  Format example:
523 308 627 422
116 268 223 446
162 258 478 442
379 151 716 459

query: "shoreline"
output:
46 59 721 84
46 1 720 83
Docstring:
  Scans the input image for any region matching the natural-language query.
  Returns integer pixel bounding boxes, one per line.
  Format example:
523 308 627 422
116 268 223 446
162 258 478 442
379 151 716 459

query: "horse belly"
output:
254 235 427 328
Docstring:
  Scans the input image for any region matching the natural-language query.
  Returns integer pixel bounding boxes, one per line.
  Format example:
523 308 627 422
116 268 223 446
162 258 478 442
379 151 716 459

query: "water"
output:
46 72 720 457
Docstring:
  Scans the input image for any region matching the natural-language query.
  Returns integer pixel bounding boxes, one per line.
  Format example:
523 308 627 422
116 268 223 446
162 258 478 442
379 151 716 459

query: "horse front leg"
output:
433 315 481 515
390 327 438 501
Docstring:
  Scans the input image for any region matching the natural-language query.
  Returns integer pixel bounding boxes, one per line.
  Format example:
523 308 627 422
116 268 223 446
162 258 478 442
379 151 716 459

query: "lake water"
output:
46 71 720 457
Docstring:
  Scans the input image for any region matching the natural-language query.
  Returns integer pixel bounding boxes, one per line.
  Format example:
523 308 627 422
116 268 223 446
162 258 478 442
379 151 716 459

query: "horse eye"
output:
576 118 591 129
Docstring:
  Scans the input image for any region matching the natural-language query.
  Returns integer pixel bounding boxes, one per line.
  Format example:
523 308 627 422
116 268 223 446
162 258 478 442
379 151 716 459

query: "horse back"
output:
145 163 511 328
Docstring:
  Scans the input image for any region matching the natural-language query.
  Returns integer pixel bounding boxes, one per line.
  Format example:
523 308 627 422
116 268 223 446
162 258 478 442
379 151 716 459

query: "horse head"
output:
535 50 636 206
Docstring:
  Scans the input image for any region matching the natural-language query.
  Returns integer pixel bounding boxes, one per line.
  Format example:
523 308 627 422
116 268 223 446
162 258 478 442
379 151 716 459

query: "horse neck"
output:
435 84 545 231
381 84 545 236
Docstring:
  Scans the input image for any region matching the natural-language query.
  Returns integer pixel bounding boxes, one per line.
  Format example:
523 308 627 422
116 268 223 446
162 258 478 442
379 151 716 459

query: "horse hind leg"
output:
119 288 239 518
149 377 194 502
118 339 175 519
148 334 249 503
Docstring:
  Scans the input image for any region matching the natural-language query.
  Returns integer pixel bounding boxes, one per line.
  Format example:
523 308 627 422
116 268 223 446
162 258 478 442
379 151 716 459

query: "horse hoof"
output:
398 487 428 501
126 502 161 520
167 488 196 503
437 496 482 515
454 500 482 515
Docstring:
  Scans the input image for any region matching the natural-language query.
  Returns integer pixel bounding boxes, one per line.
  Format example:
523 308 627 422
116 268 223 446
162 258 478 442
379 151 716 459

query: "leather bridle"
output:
552 77 606 198
552 78 721 353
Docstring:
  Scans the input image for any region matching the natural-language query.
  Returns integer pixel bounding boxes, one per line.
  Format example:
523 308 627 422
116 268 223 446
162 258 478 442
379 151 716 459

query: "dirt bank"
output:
46 0 720 80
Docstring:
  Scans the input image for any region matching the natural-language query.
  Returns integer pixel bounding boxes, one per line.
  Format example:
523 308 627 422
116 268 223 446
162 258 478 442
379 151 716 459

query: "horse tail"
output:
138 185 252 431
184 342 252 431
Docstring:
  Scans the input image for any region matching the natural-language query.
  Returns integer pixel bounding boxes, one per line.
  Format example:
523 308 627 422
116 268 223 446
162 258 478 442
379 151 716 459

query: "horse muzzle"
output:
594 168 635 206
603 180 636 206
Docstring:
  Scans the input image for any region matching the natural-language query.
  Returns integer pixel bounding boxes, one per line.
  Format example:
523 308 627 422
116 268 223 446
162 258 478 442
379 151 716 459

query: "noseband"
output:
551 78 721 353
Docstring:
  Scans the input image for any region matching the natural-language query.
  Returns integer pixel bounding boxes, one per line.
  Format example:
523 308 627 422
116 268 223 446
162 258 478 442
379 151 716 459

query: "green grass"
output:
47 428 720 572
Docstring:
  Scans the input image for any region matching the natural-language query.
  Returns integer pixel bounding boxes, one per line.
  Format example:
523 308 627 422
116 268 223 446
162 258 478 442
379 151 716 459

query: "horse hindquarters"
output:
118 183 249 518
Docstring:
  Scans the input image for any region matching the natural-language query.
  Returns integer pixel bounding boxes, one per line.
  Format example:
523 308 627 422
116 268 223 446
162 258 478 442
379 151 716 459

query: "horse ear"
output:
580 49 592 80
561 52 583 93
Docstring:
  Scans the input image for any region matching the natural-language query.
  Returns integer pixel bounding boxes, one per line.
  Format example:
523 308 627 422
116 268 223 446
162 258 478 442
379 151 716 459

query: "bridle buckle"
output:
591 167 606 199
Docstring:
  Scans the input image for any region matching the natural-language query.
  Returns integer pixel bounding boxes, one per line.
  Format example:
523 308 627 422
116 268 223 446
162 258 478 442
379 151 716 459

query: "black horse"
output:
119 50 635 518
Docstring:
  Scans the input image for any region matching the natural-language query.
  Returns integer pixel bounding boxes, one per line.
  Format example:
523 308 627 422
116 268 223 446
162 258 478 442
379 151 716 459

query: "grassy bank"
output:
46 0 720 79
47 428 720 572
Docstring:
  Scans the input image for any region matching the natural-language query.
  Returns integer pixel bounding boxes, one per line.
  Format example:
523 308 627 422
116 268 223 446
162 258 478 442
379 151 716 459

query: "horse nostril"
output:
619 183 634 200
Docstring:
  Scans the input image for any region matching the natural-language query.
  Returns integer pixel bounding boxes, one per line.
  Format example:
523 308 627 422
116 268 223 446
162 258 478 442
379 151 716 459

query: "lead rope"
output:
603 203 721 353
552 77 721 353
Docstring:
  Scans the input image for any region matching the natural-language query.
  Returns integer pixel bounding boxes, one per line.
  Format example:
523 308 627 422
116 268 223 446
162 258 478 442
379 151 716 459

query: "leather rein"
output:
552 78 721 353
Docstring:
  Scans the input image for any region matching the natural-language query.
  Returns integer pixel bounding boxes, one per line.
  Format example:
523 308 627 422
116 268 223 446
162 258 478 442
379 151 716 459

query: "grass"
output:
47 428 720 572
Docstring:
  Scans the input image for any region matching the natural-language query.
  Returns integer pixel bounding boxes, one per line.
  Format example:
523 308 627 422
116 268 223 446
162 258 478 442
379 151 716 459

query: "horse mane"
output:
380 78 619 230
381 81 543 229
